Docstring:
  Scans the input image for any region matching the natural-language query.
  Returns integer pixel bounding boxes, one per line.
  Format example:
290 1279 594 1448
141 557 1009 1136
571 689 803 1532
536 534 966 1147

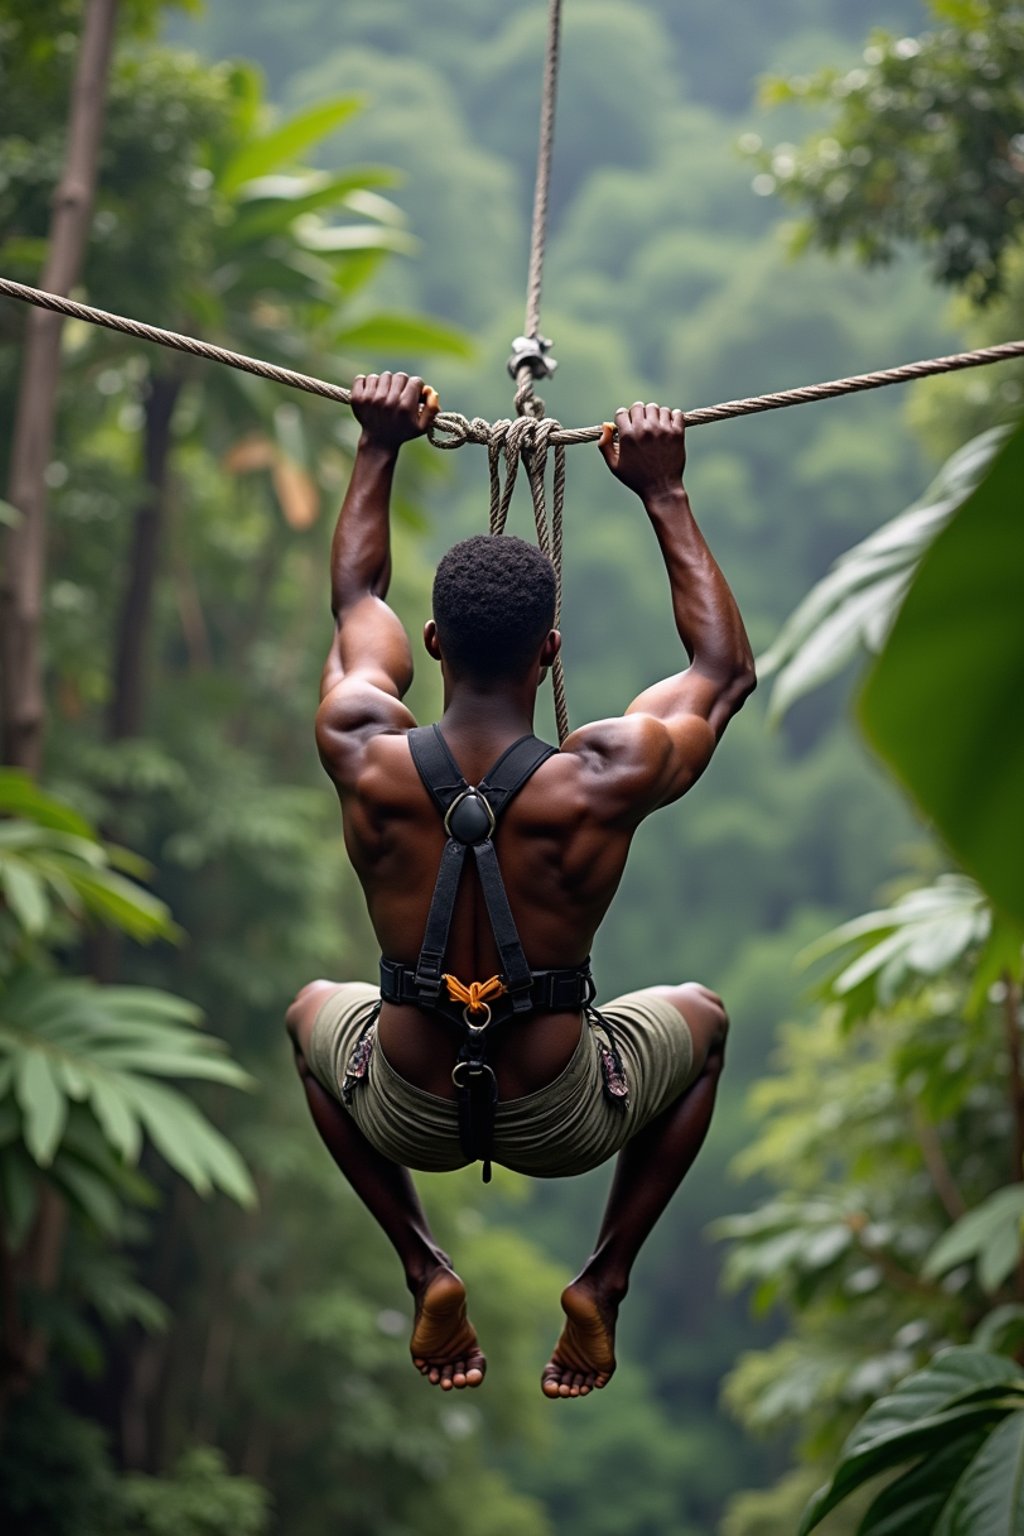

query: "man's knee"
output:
653 981 729 1066
285 978 336 1059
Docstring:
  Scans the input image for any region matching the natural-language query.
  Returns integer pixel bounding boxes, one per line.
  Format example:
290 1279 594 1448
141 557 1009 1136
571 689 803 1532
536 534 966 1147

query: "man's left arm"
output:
316 371 439 784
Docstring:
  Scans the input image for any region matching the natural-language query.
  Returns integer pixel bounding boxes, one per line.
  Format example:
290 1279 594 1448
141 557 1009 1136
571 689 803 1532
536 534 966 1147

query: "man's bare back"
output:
288 371 755 1396
338 715 713 1098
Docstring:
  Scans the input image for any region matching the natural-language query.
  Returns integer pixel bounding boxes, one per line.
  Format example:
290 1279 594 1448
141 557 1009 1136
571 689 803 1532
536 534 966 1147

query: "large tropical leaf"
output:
859 417 1024 926
0 974 255 1204
760 427 1007 721
799 1349 1024 1534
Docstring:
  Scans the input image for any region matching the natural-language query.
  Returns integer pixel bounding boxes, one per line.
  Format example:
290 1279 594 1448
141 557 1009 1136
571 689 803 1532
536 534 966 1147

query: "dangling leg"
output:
543 982 728 1398
287 980 485 1389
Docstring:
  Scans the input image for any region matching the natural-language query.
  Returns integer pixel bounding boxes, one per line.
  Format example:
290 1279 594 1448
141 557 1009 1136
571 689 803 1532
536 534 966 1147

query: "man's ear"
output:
423 619 442 662
540 629 561 667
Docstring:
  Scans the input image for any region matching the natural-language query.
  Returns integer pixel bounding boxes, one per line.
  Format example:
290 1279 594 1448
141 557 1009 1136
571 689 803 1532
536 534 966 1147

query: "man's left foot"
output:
410 1268 486 1390
541 1277 618 1398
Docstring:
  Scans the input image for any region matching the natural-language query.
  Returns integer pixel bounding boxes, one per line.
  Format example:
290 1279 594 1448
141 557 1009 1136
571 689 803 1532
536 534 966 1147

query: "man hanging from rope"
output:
286 370 756 1398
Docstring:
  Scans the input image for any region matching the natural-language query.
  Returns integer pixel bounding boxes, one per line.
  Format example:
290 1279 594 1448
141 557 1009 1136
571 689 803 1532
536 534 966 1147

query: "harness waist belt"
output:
379 957 594 1019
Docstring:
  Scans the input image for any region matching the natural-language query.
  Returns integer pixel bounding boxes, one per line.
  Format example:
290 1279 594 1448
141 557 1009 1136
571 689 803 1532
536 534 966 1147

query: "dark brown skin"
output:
288 371 756 1398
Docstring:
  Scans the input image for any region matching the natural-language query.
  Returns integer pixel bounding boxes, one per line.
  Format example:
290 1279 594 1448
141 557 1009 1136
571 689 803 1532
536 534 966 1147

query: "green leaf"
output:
801 1350 1024 1533
846 1350 1024 1451
299 224 418 258
221 97 364 193
86 1078 142 1164
857 1426 990 1535
762 428 1004 720
1 861 50 935
801 1401 1011 1535
61 864 178 942
227 168 399 245
0 771 93 836
0 499 23 528
934 1408 1024 1535
129 1080 256 1208
13 1051 66 1166
859 418 1024 925
54 1156 124 1235
336 312 475 361
800 875 994 1020
923 1184 1024 1290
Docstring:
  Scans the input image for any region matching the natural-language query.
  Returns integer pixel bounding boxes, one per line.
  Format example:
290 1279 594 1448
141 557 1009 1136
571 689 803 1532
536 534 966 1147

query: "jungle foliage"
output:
2 0 1021 1533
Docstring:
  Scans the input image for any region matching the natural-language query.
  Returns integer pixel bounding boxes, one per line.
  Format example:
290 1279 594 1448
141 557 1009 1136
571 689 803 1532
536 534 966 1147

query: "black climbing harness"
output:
377 724 599 1181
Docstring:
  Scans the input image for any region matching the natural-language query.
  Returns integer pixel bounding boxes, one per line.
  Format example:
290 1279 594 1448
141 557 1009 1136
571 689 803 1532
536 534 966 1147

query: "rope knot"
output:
443 974 507 1015
427 412 492 451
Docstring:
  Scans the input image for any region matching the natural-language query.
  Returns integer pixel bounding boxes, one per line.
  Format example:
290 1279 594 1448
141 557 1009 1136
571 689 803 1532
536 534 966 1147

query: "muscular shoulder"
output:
315 678 415 790
561 711 716 823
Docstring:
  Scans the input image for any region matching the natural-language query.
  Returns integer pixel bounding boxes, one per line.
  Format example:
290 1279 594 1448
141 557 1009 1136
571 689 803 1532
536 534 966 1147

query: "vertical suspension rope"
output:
524 0 562 349
508 0 571 741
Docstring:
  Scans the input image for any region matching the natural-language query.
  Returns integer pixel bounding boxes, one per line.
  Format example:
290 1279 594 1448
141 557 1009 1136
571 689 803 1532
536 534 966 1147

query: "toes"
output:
465 1365 484 1387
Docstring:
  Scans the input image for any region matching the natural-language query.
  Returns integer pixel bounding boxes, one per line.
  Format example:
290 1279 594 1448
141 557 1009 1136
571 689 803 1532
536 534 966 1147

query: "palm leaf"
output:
0 976 255 1204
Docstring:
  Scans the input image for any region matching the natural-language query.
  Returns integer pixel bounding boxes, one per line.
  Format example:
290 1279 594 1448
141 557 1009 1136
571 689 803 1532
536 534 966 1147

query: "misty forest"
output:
2 2 1023 1533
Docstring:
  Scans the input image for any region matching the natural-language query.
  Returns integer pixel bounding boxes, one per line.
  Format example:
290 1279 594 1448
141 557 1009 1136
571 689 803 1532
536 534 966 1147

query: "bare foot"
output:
410 1268 486 1390
541 1278 618 1398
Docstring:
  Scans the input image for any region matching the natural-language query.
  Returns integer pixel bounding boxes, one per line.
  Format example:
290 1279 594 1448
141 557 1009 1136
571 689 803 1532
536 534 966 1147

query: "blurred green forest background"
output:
2 1 1022 1533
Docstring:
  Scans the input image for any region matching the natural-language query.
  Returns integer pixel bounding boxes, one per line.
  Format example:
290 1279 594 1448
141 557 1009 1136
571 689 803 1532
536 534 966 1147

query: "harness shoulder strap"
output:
408 725 556 823
407 724 558 1003
478 734 557 818
407 724 466 815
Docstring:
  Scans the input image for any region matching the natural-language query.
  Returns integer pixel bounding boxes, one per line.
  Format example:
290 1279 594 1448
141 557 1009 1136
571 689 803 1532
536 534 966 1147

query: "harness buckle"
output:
444 788 496 844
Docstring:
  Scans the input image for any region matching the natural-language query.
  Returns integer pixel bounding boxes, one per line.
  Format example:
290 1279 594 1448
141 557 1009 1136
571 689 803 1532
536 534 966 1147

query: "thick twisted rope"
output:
4 279 1021 445
524 0 562 347
511 0 562 428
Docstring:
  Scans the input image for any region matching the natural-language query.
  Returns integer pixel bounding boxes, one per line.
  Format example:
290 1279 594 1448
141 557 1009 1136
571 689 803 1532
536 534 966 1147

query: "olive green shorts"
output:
305 982 699 1179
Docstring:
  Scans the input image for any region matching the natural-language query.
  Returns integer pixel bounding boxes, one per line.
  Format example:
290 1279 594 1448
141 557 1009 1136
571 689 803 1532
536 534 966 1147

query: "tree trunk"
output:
0 0 120 774
107 370 183 742
0 0 120 1428
90 369 181 985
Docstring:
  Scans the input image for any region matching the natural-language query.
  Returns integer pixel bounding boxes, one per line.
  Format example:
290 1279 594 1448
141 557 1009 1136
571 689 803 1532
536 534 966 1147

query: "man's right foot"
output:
541 1278 618 1398
410 1268 486 1390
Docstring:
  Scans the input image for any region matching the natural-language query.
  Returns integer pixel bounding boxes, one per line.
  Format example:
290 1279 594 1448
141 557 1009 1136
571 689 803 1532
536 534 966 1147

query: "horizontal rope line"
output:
3 276 1024 446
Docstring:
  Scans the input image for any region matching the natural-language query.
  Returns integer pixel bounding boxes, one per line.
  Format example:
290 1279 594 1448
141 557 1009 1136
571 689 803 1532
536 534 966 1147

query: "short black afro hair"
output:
432 535 556 679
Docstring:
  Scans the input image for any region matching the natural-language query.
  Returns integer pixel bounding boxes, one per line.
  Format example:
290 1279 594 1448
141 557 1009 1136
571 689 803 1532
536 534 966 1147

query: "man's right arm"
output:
565 402 756 819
